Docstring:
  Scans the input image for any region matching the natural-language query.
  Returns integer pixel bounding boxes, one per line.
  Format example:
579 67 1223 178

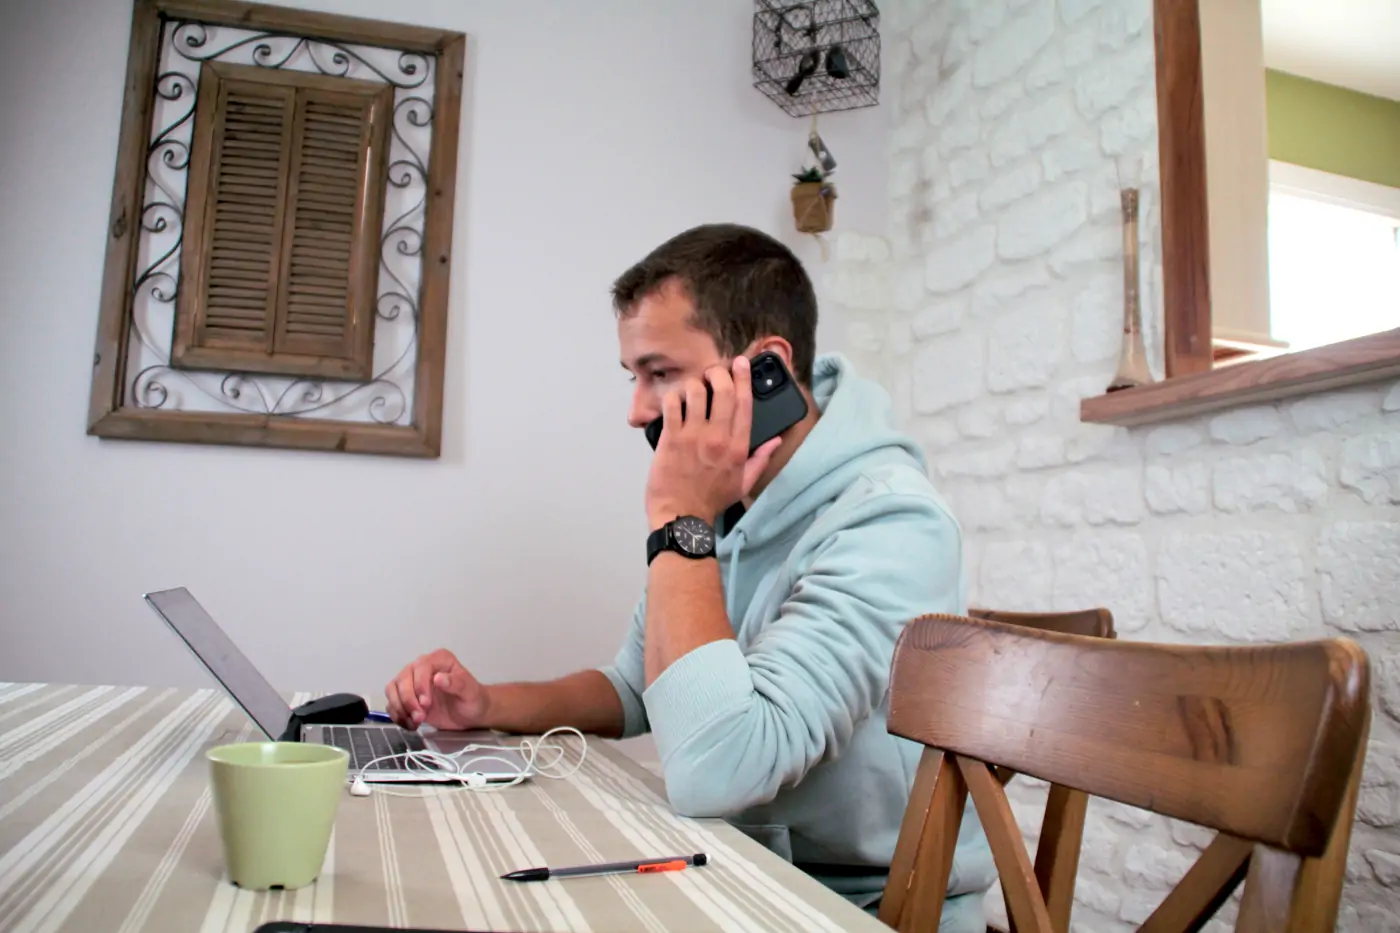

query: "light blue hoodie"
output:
600 353 996 931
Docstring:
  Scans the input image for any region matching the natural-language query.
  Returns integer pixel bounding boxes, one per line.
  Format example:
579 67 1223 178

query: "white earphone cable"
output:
348 726 587 798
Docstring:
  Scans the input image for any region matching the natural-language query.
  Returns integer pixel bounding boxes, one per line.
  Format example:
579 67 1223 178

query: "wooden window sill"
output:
1080 329 1400 427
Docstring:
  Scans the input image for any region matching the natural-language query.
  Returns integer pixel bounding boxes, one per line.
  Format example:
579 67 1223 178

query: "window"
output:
174 61 392 381
1267 161 1400 353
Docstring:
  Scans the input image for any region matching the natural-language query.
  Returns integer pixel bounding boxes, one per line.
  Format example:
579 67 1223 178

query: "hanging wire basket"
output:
752 0 881 118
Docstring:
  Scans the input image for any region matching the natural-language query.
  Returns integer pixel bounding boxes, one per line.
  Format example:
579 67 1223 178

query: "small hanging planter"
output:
791 167 837 234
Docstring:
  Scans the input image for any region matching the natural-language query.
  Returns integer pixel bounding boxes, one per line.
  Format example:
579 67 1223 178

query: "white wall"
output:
0 0 887 762
830 0 1400 929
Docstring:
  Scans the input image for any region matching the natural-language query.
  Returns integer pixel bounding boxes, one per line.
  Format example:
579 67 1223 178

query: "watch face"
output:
672 516 715 556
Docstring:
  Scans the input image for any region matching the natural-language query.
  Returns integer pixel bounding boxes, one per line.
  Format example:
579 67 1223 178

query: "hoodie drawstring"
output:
726 529 746 622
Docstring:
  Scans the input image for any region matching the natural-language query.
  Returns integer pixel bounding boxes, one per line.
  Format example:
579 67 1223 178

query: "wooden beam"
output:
1153 0 1213 378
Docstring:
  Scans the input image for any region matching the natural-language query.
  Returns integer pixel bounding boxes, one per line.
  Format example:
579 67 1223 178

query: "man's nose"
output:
627 386 659 429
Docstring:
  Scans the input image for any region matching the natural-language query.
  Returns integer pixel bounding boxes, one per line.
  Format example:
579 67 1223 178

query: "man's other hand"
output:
385 649 489 731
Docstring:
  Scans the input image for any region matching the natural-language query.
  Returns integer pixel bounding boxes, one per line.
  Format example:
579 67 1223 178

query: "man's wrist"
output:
647 504 709 531
476 683 498 729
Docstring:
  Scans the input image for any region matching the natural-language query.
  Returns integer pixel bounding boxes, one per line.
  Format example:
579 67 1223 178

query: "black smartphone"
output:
250 918 470 924
643 350 809 455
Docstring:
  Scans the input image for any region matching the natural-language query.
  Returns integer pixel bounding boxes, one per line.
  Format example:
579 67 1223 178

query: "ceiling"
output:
1261 0 1400 101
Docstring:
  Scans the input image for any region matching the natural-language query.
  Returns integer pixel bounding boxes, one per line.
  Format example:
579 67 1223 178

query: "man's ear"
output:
741 336 794 369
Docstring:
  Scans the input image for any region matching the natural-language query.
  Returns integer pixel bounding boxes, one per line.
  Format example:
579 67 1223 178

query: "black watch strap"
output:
646 525 671 566
647 516 716 566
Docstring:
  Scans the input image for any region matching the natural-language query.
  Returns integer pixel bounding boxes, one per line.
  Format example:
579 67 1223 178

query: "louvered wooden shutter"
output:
174 62 393 381
276 95 363 361
199 83 292 348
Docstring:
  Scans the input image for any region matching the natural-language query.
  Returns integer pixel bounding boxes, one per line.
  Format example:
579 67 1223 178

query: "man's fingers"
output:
387 677 419 727
434 668 469 698
731 354 754 453
743 436 782 496
397 668 426 723
412 662 435 709
660 388 684 444
706 365 735 434
384 680 403 723
682 378 708 433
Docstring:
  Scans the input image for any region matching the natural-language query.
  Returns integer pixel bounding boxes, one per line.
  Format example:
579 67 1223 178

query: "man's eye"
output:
649 369 672 382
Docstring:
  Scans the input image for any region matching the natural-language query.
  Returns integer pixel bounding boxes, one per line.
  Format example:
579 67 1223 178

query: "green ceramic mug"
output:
207 741 349 890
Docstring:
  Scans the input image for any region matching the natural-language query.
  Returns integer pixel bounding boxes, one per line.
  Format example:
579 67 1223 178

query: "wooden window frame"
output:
1080 0 1400 427
87 0 465 457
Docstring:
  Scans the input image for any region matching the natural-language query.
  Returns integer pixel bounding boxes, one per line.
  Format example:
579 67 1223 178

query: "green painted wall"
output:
1265 69 1400 189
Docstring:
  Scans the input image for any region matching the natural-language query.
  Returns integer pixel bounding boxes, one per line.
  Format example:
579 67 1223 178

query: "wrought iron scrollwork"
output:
125 19 433 426
377 95 433 323
133 365 409 423
150 72 196 173
170 23 430 89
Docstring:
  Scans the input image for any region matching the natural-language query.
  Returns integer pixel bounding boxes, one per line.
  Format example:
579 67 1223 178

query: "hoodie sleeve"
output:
598 597 651 739
642 477 963 819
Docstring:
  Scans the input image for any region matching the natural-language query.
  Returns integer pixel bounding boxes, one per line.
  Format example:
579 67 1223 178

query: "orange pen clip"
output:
637 860 688 874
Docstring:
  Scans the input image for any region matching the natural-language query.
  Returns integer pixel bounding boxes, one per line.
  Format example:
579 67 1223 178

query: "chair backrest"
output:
877 613 1370 933
960 608 1116 933
967 607 1115 640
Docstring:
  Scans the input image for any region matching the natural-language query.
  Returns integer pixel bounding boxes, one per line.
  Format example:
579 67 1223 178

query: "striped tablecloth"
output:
0 683 891 933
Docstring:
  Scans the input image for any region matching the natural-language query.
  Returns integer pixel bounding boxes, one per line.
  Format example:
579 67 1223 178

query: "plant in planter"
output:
790 166 837 234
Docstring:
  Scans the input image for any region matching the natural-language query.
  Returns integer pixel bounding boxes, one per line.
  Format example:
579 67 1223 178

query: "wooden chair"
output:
962 608 1116 933
968 607 1114 641
876 613 1370 933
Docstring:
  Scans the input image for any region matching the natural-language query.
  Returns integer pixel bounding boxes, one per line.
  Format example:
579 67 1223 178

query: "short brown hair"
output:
611 223 818 384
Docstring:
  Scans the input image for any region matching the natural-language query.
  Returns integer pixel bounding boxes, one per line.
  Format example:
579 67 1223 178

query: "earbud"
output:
464 772 487 788
349 776 372 797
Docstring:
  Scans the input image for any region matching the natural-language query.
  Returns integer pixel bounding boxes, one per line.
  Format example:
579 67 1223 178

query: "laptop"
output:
144 587 533 784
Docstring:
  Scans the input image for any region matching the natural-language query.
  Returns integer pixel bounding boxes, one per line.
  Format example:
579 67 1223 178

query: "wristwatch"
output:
646 515 717 565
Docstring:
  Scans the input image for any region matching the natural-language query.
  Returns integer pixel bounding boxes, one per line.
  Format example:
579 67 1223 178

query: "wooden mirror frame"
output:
1080 0 1400 427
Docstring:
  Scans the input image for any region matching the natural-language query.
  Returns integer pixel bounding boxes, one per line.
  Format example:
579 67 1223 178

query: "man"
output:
385 223 994 928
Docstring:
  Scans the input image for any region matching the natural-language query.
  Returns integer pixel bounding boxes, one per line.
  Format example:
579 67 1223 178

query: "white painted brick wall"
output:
826 1 1400 929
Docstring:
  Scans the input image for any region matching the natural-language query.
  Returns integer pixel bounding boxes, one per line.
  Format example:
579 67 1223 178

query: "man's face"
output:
617 278 728 429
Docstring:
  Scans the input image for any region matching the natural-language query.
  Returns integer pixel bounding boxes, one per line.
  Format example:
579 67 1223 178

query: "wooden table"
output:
0 683 892 933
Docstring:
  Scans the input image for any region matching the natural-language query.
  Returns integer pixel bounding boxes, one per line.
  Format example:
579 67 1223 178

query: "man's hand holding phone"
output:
645 355 783 530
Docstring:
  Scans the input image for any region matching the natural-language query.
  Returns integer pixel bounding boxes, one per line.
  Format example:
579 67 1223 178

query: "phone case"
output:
257 918 492 924
643 351 808 454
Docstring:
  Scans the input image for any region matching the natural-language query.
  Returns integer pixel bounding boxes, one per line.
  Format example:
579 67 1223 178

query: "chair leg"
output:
1236 847 1303 933
1034 785 1087 933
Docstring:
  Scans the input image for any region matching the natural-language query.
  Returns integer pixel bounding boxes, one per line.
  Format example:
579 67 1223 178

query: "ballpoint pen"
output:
501 853 708 882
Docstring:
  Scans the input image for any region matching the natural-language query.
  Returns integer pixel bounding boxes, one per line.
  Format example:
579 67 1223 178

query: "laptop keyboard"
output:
322 725 428 772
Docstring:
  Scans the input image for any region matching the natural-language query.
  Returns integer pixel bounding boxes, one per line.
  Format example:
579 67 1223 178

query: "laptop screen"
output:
145 587 292 740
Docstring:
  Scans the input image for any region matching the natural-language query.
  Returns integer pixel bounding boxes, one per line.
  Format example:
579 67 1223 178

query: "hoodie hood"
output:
720 352 927 554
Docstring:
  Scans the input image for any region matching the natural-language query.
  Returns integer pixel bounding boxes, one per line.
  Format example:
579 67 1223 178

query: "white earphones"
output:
345 727 585 799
